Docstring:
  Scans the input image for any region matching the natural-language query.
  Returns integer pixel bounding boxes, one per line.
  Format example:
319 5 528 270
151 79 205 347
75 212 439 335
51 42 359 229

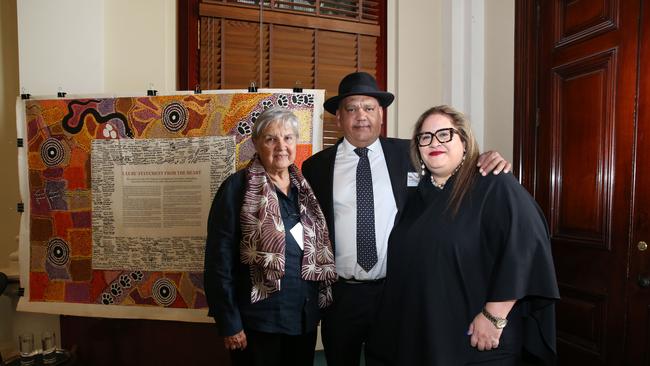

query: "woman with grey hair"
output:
204 107 337 365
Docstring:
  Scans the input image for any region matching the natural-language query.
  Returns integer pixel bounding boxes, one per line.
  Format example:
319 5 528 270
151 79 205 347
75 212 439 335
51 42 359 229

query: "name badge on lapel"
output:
407 172 420 187
290 222 304 250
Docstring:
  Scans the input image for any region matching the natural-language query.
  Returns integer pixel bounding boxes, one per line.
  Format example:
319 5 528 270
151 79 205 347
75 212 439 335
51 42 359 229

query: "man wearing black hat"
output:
302 72 509 366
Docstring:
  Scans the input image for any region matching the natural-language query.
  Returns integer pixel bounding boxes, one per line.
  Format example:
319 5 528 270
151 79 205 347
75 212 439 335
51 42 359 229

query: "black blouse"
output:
367 172 560 365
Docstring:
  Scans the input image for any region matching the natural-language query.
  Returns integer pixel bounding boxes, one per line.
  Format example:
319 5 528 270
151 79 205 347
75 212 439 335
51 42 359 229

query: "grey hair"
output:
251 107 300 140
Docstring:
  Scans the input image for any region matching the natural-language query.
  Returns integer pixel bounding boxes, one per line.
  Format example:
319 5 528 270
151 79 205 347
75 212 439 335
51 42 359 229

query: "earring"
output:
459 153 467 167
420 160 426 176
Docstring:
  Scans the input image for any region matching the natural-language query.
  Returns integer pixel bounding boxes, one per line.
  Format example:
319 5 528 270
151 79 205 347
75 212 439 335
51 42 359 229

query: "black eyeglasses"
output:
415 128 460 147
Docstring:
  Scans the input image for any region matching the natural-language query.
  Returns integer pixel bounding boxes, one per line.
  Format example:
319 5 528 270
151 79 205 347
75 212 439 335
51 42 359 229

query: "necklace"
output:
430 175 446 189
430 155 466 189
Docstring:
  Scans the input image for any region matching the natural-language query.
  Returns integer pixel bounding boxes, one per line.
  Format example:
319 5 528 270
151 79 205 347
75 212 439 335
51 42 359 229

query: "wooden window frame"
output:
177 0 389 137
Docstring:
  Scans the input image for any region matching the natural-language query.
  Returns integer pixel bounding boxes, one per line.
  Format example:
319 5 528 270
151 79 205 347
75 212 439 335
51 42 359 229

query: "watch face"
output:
496 319 508 329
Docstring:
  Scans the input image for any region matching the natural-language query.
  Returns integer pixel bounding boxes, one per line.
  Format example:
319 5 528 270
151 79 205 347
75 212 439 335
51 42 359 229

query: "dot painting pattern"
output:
23 92 319 312
152 278 177 307
46 238 70 267
162 102 188 132
354 147 378 272
40 138 66 167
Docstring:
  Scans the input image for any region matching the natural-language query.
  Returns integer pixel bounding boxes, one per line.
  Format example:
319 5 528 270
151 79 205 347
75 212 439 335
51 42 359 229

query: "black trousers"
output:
229 329 317 366
321 280 385 366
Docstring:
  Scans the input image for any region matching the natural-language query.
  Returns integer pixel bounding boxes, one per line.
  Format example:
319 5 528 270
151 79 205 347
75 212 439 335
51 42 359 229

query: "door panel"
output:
555 286 607 355
557 0 618 47
551 49 615 246
536 0 639 364
625 2 650 364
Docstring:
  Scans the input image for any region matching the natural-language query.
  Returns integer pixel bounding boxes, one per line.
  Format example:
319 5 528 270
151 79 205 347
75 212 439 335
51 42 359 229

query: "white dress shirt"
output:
332 138 398 280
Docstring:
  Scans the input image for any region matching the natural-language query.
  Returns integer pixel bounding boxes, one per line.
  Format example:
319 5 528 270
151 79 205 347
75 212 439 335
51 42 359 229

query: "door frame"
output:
513 0 538 191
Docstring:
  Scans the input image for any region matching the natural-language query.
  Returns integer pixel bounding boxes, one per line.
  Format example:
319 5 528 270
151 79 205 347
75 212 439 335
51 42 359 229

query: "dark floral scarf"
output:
240 156 337 307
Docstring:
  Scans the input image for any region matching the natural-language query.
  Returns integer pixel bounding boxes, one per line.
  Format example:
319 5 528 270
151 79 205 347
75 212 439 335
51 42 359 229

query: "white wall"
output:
17 0 105 95
484 1 515 161
18 0 176 96
104 0 176 93
3 0 177 359
387 0 444 139
388 0 515 162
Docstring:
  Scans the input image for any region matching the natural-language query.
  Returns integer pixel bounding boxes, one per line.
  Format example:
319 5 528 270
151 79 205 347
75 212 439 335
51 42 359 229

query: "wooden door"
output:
516 0 644 364
625 3 650 364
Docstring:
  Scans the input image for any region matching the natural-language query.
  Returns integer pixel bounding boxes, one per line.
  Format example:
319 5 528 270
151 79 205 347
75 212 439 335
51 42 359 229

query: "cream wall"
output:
0 0 19 272
1 1 61 359
389 0 515 163
17 0 105 95
1 0 176 359
18 0 176 95
484 1 515 161
0 0 21 354
104 0 176 93
387 0 444 139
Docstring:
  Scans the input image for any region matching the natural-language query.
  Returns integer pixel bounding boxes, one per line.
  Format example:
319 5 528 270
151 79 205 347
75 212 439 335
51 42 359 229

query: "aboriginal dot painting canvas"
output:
16 90 324 322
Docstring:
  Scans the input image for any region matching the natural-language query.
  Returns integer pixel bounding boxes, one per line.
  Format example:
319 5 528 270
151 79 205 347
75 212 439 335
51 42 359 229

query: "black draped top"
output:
367 172 560 365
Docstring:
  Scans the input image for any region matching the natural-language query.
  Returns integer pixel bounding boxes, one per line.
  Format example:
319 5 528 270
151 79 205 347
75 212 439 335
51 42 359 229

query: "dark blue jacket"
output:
204 169 320 336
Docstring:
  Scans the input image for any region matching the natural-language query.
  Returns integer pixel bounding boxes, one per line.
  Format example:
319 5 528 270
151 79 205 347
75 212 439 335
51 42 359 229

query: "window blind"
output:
190 0 385 147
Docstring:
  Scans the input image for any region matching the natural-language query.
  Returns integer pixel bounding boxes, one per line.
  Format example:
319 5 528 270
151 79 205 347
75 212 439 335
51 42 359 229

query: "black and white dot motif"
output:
152 278 177 307
250 110 261 124
101 293 114 305
130 271 144 281
162 102 188 132
290 94 313 106
46 238 70 267
40 138 66 167
119 274 132 288
354 147 378 272
237 120 252 136
110 283 122 296
291 94 304 105
277 95 289 108
261 99 274 109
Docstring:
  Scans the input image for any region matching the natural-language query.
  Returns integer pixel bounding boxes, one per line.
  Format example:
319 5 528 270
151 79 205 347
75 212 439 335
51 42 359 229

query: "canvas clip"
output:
293 81 303 93
147 83 157 96
20 87 30 100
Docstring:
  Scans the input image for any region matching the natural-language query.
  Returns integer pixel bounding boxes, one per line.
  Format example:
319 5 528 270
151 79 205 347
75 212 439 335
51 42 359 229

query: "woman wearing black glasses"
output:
366 105 560 366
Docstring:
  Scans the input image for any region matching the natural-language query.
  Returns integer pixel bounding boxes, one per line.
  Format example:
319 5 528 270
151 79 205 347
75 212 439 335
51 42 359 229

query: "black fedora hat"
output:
323 72 394 115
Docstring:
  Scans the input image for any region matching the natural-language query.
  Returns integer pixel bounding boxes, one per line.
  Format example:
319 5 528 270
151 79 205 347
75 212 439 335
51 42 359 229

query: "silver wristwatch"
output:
482 308 508 329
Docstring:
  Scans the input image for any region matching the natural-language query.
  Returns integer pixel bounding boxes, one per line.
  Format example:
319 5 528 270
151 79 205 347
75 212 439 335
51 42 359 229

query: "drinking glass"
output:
18 333 35 366
41 331 57 364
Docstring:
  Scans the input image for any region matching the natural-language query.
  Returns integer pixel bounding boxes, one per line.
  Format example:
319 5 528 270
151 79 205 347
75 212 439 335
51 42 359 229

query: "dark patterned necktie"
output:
354 147 378 272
